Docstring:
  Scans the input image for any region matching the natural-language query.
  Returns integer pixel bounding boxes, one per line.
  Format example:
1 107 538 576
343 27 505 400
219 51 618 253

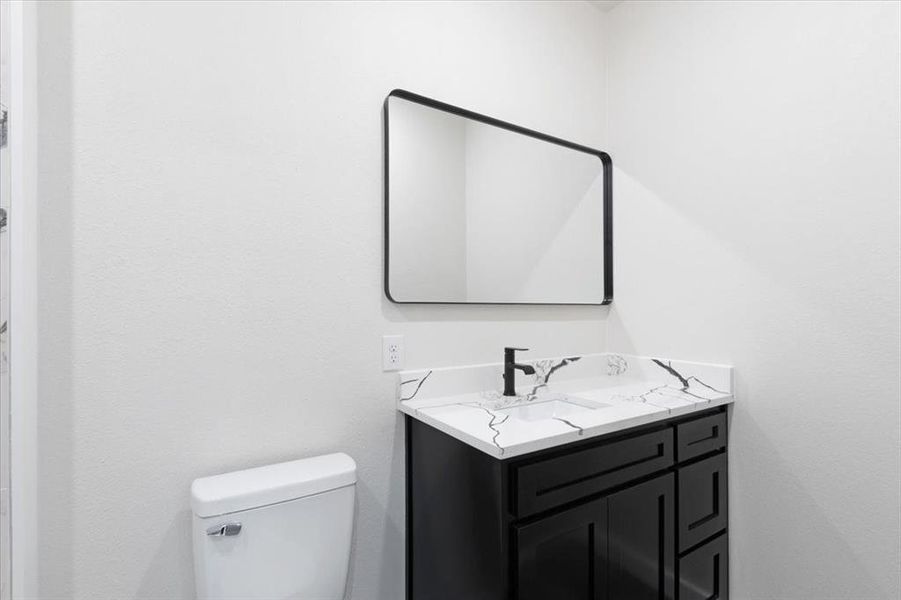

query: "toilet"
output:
190 453 356 599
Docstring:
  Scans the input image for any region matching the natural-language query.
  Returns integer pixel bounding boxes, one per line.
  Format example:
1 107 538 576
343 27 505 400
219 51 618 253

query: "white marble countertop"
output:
397 353 733 459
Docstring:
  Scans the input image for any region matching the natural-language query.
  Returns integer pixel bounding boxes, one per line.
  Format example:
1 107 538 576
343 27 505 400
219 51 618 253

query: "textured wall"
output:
34 1 609 598
607 1 901 598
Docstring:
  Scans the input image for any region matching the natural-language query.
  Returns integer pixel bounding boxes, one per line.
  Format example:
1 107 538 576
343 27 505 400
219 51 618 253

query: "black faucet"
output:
503 347 536 397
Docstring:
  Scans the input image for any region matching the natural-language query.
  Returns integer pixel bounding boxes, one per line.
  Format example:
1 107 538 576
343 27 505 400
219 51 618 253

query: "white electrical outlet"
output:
382 335 405 371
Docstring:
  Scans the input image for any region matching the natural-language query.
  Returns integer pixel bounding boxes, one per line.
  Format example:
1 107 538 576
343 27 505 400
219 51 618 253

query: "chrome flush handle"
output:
206 522 242 537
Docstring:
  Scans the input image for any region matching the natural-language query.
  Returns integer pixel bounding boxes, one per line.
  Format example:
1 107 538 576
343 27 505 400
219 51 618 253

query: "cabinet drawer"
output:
678 453 728 551
680 533 728 600
514 428 674 517
677 411 727 462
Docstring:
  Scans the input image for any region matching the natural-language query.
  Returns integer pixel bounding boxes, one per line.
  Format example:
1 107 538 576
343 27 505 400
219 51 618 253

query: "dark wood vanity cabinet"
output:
406 407 729 600
515 474 676 600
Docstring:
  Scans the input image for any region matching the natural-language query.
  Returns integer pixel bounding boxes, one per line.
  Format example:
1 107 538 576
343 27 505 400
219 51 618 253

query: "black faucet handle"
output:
504 347 530 369
503 347 532 396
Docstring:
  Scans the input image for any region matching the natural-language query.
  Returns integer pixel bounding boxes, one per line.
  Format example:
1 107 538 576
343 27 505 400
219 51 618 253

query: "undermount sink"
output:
495 396 610 422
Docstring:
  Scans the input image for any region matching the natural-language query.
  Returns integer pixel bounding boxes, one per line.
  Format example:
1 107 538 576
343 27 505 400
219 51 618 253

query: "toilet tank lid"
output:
191 453 356 518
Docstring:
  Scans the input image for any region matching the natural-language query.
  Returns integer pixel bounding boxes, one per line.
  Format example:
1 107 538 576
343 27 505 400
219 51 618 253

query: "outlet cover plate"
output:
382 335 405 371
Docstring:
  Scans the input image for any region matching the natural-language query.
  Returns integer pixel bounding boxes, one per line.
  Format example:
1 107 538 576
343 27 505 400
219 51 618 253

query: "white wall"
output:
606 1 901 598
34 2 609 598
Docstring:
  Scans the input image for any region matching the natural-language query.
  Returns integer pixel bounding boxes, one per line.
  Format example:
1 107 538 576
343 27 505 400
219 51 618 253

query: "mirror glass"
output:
385 91 611 305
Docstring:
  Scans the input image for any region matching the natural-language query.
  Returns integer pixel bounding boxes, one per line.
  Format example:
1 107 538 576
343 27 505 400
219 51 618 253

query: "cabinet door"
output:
516 498 607 600
607 474 676 600
680 533 728 600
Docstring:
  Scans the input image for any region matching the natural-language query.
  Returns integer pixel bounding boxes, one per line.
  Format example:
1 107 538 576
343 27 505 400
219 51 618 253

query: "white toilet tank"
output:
190 453 356 600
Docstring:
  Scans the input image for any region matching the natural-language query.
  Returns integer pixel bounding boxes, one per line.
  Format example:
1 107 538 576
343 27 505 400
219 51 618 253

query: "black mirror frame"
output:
383 89 613 306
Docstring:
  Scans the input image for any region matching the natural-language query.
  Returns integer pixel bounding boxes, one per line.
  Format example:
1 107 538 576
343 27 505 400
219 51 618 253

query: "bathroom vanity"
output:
384 90 732 600
398 353 732 600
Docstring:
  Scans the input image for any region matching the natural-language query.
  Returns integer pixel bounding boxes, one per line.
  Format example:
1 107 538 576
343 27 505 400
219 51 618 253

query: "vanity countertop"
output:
396 353 733 459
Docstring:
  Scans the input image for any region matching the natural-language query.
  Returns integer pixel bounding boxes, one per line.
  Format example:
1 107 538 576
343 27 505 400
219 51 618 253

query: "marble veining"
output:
651 358 729 398
399 370 432 401
397 353 733 459
526 356 581 399
466 403 510 450
607 353 628 376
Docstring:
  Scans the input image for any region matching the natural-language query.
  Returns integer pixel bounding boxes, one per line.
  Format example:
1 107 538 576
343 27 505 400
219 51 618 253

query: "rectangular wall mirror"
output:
384 90 612 305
